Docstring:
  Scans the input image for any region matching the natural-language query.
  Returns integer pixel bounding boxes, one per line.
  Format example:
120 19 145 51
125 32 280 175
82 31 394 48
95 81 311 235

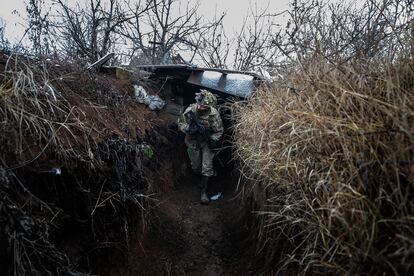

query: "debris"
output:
257 67 272 82
39 168 62 174
134 85 165 110
51 167 61 175
19 216 35 234
210 192 222 201
87 53 115 70
134 85 149 104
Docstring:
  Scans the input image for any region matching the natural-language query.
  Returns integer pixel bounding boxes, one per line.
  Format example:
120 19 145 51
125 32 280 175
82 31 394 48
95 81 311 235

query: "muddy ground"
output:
109 170 260 276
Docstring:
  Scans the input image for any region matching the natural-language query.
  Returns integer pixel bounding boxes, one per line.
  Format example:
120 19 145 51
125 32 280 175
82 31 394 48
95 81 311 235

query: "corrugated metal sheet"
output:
131 64 262 98
98 54 262 98
187 71 256 98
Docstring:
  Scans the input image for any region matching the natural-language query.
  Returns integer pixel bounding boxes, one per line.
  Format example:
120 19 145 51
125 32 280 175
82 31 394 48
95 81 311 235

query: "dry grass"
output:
0 55 99 166
0 53 156 275
232 58 414 274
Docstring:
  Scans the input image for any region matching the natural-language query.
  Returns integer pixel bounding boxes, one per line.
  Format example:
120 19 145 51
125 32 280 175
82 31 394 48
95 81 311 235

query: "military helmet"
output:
195 90 217 106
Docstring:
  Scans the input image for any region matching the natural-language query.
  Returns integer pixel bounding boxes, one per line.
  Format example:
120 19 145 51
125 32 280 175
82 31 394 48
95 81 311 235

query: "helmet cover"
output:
195 90 217 106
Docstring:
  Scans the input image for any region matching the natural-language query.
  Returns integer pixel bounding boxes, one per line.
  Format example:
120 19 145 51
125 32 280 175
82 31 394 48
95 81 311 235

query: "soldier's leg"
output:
185 137 202 174
187 146 202 174
200 144 215 204
201 144 215 177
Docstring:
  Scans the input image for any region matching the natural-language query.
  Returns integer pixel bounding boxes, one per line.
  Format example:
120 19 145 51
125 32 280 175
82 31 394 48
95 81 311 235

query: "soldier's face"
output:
197 104 210 112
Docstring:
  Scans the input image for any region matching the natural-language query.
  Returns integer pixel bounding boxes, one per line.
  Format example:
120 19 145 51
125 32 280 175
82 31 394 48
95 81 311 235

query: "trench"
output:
109 173 247 275
0 54 263 275
3 123 259 276
97 76 263 275
105 115 260 276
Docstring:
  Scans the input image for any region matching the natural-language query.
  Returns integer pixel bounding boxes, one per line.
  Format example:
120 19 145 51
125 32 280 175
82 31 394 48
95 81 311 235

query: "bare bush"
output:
0 19 9 51
191 13 229 68
53 0 135 62
25 0 55 56
273 0 413 65
233 3 281 71
192 3 284 71
124 0 222 65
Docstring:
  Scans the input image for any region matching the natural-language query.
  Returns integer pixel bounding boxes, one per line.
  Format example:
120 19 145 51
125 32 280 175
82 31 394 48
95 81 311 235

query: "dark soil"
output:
109 170 256 276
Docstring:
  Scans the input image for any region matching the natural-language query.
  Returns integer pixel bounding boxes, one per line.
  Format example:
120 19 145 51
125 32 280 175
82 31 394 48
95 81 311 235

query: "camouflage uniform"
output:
177 91 223 177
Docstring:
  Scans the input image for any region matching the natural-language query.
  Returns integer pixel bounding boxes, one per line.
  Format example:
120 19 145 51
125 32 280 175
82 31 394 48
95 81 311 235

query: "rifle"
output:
187 110 217 148
187 110 225 171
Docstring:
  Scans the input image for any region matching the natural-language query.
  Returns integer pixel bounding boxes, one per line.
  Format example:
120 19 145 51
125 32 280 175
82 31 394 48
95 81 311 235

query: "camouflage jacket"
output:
177 103 224 142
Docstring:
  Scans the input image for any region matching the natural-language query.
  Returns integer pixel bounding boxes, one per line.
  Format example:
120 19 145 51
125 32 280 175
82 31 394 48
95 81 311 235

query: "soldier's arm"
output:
209 110 224 141
177 107 192 133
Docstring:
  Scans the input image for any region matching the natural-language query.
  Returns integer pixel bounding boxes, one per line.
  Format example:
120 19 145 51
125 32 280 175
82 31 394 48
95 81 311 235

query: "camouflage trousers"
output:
185 138 215 177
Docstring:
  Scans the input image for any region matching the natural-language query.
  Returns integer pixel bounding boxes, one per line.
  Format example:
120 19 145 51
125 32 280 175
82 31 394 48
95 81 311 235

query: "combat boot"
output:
200 175 210 205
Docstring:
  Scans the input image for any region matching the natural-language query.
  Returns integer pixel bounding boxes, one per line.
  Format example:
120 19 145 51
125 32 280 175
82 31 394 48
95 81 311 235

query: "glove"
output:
197 124 206 135
188 123 198 135
208 139 217 149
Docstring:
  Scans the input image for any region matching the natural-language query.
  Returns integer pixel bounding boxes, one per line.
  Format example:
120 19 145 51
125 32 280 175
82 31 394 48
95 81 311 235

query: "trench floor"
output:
110 172 254 276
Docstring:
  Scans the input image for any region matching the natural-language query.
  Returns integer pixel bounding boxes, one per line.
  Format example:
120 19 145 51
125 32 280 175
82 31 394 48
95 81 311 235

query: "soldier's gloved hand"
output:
208 139 217 149
197 124 206 134
188 123 198 135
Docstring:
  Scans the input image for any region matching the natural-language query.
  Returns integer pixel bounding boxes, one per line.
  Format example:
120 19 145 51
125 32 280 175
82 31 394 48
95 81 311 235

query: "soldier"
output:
177 90 224 204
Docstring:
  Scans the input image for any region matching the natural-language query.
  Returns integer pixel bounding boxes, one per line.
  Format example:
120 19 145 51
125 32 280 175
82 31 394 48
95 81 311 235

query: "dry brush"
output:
0 53 157 275
233 57 414 274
